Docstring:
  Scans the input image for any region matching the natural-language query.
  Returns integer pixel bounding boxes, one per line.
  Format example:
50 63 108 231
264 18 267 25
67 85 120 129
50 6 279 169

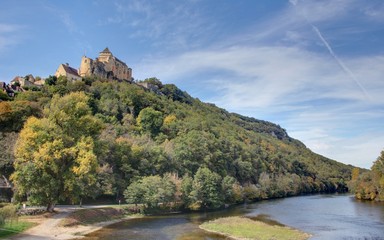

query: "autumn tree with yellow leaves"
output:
352 150 384 201
11 92 102 212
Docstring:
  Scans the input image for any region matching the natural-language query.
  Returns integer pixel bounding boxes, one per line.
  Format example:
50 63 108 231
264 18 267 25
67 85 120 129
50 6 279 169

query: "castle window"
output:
84 60 87 63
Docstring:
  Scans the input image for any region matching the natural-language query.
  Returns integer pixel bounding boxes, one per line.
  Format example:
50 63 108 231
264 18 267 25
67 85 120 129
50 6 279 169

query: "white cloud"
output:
291 128 384 169
363 3 384 21
289 0 355 23
42 4 83 35
58 12 79 34
0 23 20 33
289 0 298 6
100 0 215 51
0 23 24 51
134 22 384 169
132 0 384 168
137 44 383 106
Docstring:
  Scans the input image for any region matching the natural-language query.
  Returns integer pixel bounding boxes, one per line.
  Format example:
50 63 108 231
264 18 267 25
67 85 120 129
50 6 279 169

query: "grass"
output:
200 216 310 240
0 221 36 238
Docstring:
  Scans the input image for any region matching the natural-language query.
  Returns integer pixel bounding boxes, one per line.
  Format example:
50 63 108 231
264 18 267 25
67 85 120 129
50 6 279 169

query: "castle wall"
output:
79 56 93 77
78 49 132 81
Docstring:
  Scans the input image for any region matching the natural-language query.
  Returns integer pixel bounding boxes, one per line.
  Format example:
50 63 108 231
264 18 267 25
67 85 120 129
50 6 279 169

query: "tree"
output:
124 175 176 209
258 172 271 199
137 107 163 137
0 91 10 101
0 132 18 177
141 77 163 88
0 100 42 132
371 150 384 200
348 168 360 193
222 175 242 204
11 92 102 212
189 167 223 210
160 84 193 104
352 150 384 201
180 174 193 208
162 114 178 138
124 180 145 209
45 75 57 86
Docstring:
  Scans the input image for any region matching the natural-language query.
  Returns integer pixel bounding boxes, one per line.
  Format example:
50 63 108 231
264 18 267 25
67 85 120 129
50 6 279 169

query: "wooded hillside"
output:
0 76 354 210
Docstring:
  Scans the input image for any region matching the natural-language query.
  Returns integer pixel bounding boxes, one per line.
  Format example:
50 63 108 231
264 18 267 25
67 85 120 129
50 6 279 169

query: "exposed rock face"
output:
92 61 113 79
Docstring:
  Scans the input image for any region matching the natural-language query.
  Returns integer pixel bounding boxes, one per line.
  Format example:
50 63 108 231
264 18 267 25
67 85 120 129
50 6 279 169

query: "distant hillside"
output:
0 76 354 209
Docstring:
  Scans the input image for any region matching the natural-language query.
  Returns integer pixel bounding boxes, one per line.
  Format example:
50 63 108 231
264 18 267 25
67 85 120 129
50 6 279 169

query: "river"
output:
83 194 384 239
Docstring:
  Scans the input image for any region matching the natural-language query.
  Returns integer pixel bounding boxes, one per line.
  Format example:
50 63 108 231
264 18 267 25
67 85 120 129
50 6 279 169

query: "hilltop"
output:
0 76 354 210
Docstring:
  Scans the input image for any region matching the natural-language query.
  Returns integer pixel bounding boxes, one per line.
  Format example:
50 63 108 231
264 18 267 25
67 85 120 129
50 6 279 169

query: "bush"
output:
0 205 17 226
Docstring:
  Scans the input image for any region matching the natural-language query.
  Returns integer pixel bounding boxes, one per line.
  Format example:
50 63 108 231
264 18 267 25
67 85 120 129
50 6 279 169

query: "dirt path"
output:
6 206 124 240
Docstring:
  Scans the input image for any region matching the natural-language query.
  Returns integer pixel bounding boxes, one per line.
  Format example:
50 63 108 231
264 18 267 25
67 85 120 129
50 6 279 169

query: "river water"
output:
83 194 384 239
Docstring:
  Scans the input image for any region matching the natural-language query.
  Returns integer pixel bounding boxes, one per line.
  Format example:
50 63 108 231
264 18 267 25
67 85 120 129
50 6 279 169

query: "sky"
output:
1 0 383 169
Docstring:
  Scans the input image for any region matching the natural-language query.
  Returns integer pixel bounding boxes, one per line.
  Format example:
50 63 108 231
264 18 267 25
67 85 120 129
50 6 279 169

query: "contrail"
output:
289 0 370 100
311 25 370 99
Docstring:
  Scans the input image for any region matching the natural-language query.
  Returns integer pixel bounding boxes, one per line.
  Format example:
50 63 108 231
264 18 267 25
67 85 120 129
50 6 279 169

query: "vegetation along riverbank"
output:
348 150 384 201
200 216 310 240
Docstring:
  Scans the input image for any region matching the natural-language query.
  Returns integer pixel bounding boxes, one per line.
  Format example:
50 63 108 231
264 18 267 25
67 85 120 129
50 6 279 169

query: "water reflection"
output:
352 197 384 222
244 194 384 240
83 194 384 240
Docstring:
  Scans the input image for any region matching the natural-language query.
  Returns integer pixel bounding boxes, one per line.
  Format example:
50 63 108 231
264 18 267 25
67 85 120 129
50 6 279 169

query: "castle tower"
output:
98 47 113 63
79 55 93 77
78 48 133 81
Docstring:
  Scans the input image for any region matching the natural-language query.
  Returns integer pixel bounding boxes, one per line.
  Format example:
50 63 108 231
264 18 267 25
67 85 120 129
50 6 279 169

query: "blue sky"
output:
1 0 383 169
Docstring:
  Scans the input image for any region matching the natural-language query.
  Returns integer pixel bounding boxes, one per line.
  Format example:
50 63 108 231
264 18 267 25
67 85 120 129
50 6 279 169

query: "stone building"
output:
79 48 132 81
11 76 35 87
55 63 82 81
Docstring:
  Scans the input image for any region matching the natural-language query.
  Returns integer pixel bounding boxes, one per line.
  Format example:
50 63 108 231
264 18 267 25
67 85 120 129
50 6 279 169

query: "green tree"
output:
372 150 384 200
124 175 176 209
180 174 193 208
190 167 223 210
0 100 42 132
137 107 163 137
0 132 18 176
44 75 57 86
222 175 242 204
11 92 102 211
0 91 10 101
141 77 163 88
124 180 145 209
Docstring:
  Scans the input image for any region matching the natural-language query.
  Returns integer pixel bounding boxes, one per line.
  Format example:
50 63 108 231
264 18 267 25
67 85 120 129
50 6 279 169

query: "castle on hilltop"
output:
55 48 133 82
79 48 133 81
2 48 134 98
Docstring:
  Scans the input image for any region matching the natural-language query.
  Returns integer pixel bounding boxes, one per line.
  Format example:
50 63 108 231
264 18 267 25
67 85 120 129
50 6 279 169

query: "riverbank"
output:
199 216 310 240
7 207 140 240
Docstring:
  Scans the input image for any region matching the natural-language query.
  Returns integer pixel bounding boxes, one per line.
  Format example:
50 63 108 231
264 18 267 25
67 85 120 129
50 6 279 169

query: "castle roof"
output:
61 64 80 77
115 56 128 66
100 47 111 54
11 76 22 83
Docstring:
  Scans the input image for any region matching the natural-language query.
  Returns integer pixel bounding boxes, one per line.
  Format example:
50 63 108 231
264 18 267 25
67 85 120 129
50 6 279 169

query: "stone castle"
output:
79 48 133 81
54 48 132 82
2 48 133 98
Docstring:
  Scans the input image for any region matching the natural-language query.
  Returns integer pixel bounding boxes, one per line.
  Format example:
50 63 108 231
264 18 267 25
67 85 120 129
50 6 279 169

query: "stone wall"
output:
79 48 132 81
